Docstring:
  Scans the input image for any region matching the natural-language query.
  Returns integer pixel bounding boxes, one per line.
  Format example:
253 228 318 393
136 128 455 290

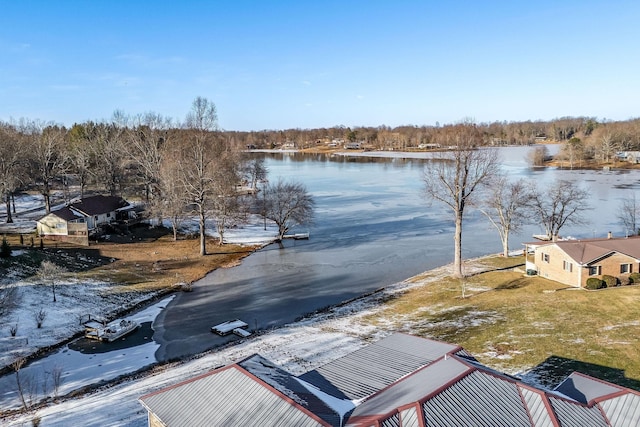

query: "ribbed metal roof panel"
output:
299 333 458 400
381 413 400 427
140 366 326 427
239 354 341 426
599 393 640 427
520 387 554 427
400 407 420 427
350 356 470 419
548 396 607 427
422 370 531 427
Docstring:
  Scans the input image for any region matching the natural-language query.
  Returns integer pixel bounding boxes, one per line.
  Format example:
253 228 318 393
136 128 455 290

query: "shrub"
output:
629 272 640 283
34 308 47 328
585 278 606 290
619 275 631 286
0 237 11 258
602 275 618 287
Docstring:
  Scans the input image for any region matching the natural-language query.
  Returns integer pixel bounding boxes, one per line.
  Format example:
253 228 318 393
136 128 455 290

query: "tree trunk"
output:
5 195 13 223
502 233 509 258
44 193 51 214
198 206 206 256
453 213 463 278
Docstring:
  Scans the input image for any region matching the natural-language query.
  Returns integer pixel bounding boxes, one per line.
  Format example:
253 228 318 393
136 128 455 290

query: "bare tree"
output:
179 97 229 255
127 112 172 205
210 156 245 245
480 176 531 257
50 365 63 400
527 145 549 167
528 180 590 240
67 123 93 199
158 149 189 240
243 157 268 191
599 130 616 163
85 121 127 196
12 356 28 410
265 179 315 241
27 121 68 213
422 123 500 278
0 123 27 222
618 194 640 236
36 261 65 302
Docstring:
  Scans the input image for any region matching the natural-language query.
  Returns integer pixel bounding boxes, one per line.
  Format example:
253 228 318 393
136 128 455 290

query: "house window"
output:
563 261 573 272
107 213 111 218
55 223 65 229
620 263 633 274
542 253 550 263
589 266 601 276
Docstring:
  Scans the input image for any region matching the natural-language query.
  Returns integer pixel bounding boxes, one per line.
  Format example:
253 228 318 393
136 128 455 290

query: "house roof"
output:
139 333 640 427
532 236 640 265
298 332 462 401
43 206 80 222
139 364 329 427
68 195 130 216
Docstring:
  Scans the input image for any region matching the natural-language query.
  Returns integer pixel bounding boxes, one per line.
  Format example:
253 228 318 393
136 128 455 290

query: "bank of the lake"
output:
6 252 640 426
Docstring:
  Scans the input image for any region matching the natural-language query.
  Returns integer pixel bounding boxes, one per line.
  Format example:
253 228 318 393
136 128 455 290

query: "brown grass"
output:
3 227 259 293
365 256 640 386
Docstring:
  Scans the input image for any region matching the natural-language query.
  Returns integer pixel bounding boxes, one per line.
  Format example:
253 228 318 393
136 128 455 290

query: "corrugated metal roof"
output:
399 407 420 427
238 354 341 426
299 333 459 401
422 370 532 427
555 372 623 404
519 387 554 427
349 356 470 419
140 365 328 427
139 333 640 427
548 396 608 427
599 392 640 426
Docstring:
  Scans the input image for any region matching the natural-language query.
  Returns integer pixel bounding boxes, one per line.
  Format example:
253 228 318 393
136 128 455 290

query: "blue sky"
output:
1 1 639 131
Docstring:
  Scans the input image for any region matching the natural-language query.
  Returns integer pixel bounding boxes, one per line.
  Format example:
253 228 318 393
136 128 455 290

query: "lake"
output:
4 145 640 409
155 145 640 360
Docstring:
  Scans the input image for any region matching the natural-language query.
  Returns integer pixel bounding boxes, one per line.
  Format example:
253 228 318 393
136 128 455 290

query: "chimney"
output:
608 231 612 239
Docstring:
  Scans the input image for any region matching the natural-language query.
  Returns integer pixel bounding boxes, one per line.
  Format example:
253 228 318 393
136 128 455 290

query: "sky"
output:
1 0 639 131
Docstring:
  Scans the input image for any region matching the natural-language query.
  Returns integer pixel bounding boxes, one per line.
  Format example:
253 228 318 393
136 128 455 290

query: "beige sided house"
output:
36 195 135 246
526 235 640 287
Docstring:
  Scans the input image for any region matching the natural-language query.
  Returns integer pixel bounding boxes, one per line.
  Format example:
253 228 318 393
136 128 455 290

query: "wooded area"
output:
1 102 638 255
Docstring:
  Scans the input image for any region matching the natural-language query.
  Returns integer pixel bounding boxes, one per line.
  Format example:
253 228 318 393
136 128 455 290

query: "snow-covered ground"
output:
0 205 280 373
2 263 456 427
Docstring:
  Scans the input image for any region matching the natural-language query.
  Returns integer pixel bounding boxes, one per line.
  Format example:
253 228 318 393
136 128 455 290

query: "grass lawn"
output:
1 225 259 293
364 255 640 390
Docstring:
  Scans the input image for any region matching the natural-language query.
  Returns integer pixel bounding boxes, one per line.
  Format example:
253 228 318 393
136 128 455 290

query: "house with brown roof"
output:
138 333 640 426
36 195 136 245
526 235 640 287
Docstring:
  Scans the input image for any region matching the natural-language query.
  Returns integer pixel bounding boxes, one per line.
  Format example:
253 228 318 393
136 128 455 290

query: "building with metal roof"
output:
139 332 640 426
